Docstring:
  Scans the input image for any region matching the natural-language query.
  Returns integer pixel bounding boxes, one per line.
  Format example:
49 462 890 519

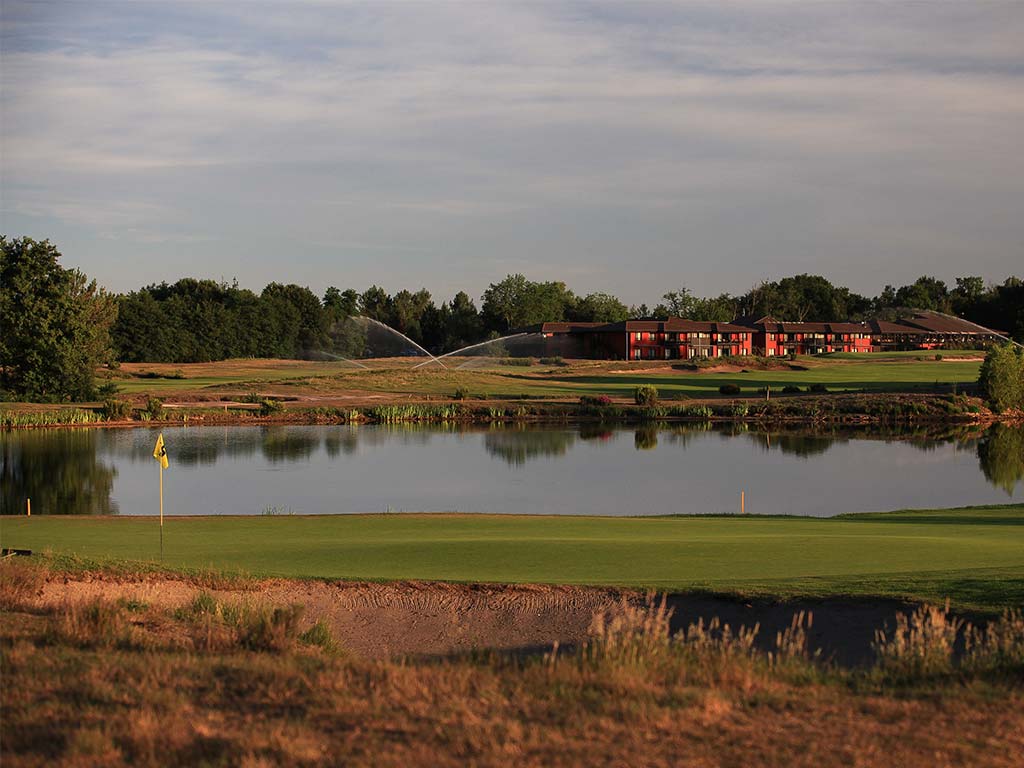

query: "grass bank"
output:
3 505 1022 611
2 562 1022 767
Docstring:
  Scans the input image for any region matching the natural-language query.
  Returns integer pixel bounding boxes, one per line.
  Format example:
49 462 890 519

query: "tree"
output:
571 292 629 323
443 291 484 350
0 237 117 401
660 288 699 318
359 286 390 321
978 343 1024 413
952 276 985 313
480 274 573 333
894 276 951 313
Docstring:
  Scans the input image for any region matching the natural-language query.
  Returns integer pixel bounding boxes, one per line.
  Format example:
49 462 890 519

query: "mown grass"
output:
101 355 985 401
3 505 1022 611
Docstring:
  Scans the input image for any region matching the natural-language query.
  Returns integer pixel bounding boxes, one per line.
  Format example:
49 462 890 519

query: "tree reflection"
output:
260 427 320 463
634 427 659 451
483 427 576 466
0 430 117 515
324 427 360 458
977 425 1024 495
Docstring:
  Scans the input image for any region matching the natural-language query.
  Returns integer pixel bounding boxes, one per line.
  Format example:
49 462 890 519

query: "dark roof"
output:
896 312 1003 335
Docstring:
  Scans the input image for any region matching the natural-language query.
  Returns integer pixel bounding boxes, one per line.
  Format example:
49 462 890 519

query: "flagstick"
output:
159 463 164 562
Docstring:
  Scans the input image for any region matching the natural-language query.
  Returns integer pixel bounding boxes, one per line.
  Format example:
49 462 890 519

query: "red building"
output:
534 319 752 360
738 317 872 356
529 310 1001 360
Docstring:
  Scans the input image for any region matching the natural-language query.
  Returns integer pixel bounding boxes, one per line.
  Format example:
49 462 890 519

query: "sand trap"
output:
27 573 943 666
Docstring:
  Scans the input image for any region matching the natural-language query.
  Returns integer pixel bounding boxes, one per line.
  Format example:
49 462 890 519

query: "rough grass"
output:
98 355 985 402
2 505 1023 611
2 590 1023 767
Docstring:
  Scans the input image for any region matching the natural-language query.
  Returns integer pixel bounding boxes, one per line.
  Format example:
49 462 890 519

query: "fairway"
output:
104 354 984 402
3 505 1022 610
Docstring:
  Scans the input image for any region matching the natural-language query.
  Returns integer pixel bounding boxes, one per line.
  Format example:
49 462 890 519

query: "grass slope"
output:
108 355 983 400
3 505 1022 610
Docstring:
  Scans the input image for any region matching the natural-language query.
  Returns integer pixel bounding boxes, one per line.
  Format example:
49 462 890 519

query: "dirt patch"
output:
30 573 929 665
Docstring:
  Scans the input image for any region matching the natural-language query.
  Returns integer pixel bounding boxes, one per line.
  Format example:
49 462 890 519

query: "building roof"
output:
896 312 1003 335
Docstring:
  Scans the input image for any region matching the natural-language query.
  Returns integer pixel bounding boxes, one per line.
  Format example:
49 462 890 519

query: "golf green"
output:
3 505 1022 610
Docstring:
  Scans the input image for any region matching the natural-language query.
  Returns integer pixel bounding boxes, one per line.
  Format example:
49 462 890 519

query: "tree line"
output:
2 236 1022 400
111 270 1024 364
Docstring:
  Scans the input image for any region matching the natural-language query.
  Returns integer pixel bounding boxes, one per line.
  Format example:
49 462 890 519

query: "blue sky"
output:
1 1 1022 304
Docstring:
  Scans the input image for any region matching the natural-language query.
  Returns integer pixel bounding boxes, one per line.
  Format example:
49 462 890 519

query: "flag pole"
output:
159 463 164 562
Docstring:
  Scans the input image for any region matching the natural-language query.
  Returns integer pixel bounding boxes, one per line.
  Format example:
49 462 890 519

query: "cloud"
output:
1 1 1022 300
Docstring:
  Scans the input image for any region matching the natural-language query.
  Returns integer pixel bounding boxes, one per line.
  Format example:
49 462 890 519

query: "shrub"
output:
49 598 141 649
497 357 533 367
452 387 467 401
782 385 801 394
934 353 943 361
300 619 340 653
141 396 164 420
718 383 741 395
259 399 284 416
978 343 1024 412
579 394 613 407
807 384 828 394
539 356 565 366
101 398 132 421
634 385 658 406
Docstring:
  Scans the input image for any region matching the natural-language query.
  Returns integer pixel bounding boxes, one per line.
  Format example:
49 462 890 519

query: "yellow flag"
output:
153 433 169 470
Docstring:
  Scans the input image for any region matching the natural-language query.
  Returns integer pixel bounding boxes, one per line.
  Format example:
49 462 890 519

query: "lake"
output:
1 423 1021 517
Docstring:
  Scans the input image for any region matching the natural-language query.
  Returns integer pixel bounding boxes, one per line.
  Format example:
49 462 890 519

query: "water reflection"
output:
978 425 1024 495
0 429 118 515
0 423 1020 516
483 427 577 466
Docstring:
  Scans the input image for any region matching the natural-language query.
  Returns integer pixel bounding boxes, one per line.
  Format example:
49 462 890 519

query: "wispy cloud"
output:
1 1 1022 300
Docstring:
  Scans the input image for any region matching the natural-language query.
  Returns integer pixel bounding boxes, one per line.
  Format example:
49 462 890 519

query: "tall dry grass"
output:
0 558 44 610
872 601 1024 681
178 591 309 652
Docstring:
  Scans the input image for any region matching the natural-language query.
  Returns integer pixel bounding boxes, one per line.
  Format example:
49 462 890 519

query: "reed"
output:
0 408 102 427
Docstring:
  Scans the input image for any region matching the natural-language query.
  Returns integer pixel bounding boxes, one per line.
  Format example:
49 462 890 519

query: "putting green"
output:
3 505 1022 610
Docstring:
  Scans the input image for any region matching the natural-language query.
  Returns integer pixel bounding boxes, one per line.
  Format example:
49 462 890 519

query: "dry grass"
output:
2 590 1024 766
0 558 45 610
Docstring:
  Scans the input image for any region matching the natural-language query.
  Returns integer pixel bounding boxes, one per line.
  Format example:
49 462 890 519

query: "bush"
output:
580 394 613 407
539 356 565 366
718 383 741 395
634 385 658 406
259 399 284 416
807 384 828 394
782 385 801 394
452 387 467 401
141 396 164 420
101 398 132 421
934 353 943 361
978 343 1024 412
497 358 533 367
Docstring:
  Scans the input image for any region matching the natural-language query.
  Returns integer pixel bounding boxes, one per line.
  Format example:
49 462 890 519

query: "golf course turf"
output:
3 504 1022 611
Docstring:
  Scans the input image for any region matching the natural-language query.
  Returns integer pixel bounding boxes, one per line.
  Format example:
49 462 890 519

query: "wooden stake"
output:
741 491 745 515
26 498 31 517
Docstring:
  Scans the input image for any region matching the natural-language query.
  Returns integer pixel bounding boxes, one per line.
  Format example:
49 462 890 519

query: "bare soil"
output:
31 572 927 665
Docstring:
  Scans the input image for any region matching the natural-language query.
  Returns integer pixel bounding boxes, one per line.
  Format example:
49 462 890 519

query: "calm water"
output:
1 424 1021 518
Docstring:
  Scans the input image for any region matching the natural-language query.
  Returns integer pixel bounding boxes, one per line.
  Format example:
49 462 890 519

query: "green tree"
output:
0 236 117 401
443 291 484 350
359 285 390 321
895 276 951 313
481 274 574 333
978 343 1024 412
571 292 629 322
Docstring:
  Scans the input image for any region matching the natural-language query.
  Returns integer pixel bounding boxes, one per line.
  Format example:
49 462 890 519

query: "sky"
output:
1 1 1022 305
